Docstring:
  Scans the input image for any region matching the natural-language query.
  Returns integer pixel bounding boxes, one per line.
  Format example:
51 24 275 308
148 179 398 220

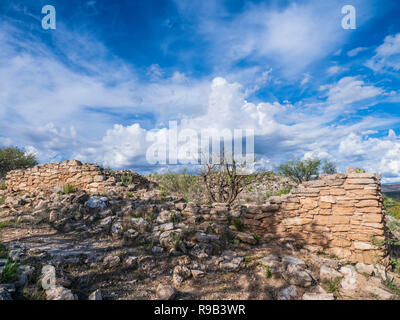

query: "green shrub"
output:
265 265 272 278
0 197 5 205
326 278 341 296
0 221 14 229
0 259 18 283
0 183 6 190
275 186 292 196
121 173 135 186
276 158 337 183
252 234 261 244
383 194 397 208
0 147 38 178
390 258 400 274
277 158 321 183
0 243 7 259
386 200 400 220
149 169 203 203
321 160 337 174
233 217 244 231
170 213 179 223
63 184 75 194
244 256 252 263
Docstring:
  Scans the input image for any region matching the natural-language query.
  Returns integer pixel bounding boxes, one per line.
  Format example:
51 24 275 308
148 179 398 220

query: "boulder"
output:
320 265 343 282
46 286 76 300
173 265 191 286
283 264 314 288
156 284 176 300
236 232 257 245
278 285 298 300
340 266 357 291
85 196 108 209
355 263 375 276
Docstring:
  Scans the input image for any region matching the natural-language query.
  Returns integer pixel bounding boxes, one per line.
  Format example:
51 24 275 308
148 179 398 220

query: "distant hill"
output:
382 184 400 193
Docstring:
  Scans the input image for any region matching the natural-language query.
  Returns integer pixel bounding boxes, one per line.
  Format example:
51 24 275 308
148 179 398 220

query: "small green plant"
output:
171 232 181 251
275 186 292 196
63 184 75 194
233 217 244 231
127 192 134 198
0 259 18 283
0 183 6 190
389 220 400 233
170 213 179 223
0 197 5 205
0 221 14 229
121 173 135 186
252 233 261 244
383 194 397 208
382 278 400 295
0 242 7 259
327 278 341 294
265 265 272 278
355 168 366 173
244 256 252 263
390 258 400 274
371 236 386 248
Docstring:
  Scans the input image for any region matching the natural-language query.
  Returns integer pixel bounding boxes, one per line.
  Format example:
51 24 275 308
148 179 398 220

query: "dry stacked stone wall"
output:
5 160 149 194
241 169 386 264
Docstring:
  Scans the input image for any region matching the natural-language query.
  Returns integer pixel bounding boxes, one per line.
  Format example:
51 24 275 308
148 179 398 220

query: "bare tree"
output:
199 150 265 205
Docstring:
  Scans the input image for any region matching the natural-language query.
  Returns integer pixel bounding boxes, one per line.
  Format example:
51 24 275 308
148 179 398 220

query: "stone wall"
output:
240 169 386 264
5 160 150 194
182 169 387 264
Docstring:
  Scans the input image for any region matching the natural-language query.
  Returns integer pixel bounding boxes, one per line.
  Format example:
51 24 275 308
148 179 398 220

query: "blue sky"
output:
1 0 400 182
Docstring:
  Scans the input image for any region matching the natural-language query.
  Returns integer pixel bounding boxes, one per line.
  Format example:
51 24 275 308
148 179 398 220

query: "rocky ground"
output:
0 181 400 300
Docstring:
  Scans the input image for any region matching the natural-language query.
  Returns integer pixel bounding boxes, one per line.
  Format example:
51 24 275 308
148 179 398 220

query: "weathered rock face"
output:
5 160 153 194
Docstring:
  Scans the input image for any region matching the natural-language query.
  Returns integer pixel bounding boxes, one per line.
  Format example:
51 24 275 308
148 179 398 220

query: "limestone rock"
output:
355 262 375 276
235 232 257 245
320 265 343 282
283 264 314 288
103 255 120 268
89 289 102 300
46 286 76 300
173 265 191 286
278 285 298 300
365 286 395 300
156 284 176 300
85 196 108 209
340 266 357 291
302 293 335 300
